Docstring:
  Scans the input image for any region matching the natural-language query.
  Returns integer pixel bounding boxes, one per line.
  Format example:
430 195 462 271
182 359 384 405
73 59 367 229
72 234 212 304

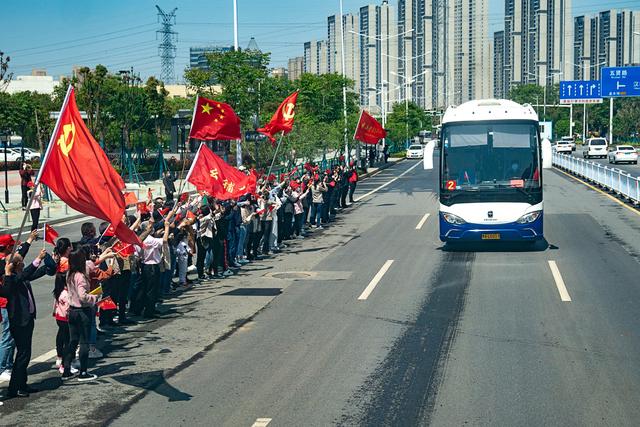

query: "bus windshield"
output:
440 121 541 205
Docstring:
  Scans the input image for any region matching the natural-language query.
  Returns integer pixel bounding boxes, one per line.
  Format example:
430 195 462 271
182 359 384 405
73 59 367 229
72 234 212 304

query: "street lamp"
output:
392 70 430 145
527 71 562 120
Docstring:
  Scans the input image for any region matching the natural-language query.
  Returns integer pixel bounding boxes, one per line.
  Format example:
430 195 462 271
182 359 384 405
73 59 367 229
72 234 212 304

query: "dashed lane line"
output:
358 260 395 301
415 213 431 230
251 418 272 427
548 260 572 302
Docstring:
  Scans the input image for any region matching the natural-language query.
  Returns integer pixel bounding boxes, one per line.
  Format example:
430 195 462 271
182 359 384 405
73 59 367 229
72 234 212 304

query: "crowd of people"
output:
0 161 359 400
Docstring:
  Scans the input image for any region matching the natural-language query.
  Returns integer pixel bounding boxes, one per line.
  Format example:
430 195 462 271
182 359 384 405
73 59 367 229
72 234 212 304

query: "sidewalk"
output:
0 158 402 234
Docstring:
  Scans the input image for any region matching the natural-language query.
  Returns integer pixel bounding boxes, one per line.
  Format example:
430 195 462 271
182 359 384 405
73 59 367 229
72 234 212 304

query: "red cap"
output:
0 234 16 248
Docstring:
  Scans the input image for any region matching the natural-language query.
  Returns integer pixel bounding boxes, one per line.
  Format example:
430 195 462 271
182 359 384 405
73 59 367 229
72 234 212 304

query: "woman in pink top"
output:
62 249 102 382
52 238 75 374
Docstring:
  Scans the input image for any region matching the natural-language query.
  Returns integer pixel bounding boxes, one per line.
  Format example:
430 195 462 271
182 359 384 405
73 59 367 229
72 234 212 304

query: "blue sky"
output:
0 0 632 82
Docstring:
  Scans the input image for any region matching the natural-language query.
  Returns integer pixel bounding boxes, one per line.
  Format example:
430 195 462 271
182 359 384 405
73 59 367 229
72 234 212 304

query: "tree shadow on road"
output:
112 369 193 402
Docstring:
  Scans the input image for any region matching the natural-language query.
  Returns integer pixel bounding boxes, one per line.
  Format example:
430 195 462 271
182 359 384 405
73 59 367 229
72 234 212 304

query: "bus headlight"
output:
442 212 466 225
516 211 541 224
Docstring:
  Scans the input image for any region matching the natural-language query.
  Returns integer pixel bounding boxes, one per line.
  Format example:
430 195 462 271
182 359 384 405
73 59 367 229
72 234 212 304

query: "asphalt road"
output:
4 158 640 426
109 159 640 426
570 149 640 177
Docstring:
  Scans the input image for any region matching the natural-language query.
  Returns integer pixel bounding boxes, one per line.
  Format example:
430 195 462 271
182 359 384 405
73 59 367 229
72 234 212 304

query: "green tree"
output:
385 101 430 145
144 76 171 145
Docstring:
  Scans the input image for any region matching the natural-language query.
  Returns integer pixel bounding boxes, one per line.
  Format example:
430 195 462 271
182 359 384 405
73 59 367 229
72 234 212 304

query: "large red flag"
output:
186 143 256 200
354 110 387 145
38 86 142 247
189 96 241 141
257 91 298 145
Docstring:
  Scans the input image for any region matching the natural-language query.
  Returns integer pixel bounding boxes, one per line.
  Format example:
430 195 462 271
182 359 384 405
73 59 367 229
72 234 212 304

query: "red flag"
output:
186 143 257 200
179 192 189 203
38 86 142 247
97 296 117 311
137 202 150 214
186 210 196 220
189 96 241 141
354 110 387 145
123 192 138 206
112 241 135 257
44 224 58 245
258 91 298 145
103 224 116 237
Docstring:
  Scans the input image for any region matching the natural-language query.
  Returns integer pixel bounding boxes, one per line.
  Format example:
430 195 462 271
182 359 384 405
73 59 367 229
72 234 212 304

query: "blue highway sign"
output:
601 66 640 98
559 80 602 104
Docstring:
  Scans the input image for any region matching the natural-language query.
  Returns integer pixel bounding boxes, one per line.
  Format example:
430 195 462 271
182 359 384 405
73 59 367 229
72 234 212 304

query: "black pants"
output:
212 238 225 274
293 213 303 236
340 186 348 207
21 185 29 208
118 270 132 321
165 191 174 202
283 212 294 239
8 318 34 394
99 276 118 326
141 264 161 317
261 220 272 254
247 231 260 259
195 237 207 278
55 320 69 358
30 208 40 232
66 307 91 374
349 182 357 202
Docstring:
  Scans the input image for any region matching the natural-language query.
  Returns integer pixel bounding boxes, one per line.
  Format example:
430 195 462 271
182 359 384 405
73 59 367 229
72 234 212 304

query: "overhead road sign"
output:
559 80 602 104
601 66 640 97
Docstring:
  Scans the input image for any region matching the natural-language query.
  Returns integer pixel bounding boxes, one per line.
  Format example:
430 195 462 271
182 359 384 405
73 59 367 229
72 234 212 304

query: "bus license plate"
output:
481 233 500 240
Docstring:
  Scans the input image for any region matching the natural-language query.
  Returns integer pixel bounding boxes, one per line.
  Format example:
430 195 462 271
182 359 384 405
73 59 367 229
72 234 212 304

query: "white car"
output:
559 136 576 151
406 144 424 159
20 148 41 162
0 148 23 162
554 141 573 154
583 138 608 159
608 145 638 165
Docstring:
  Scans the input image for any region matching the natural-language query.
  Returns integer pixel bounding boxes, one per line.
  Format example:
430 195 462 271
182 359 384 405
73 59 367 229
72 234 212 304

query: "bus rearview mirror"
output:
541 138 552 169
423 139 436 170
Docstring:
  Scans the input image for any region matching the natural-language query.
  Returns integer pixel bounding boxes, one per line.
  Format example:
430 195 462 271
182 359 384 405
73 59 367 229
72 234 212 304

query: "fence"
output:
552 153 640 204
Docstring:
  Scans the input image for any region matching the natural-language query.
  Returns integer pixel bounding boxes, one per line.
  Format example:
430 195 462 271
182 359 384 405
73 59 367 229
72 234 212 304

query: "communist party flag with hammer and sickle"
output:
189 96 242 141
38 86 142 247
257 91 299 146
186 143 257 200
354 110 387 145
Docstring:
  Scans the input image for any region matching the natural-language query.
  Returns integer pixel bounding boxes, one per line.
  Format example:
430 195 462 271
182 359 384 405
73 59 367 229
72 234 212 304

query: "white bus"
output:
423 99 552 243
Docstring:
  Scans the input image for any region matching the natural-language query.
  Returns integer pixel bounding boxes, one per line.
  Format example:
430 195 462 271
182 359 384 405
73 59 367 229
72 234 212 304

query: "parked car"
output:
583 138 608 159
553 141 573 154
20 148 41 162
608 145 638 165
0 148 23 162
406 144 424 159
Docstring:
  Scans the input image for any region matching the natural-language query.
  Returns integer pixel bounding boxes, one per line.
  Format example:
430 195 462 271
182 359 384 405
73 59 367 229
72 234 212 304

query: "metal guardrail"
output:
552 153 640 204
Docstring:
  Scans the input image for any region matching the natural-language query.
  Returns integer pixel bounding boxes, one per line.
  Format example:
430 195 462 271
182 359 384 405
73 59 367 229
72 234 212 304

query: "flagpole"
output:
11 84 74 259
267 131 285 178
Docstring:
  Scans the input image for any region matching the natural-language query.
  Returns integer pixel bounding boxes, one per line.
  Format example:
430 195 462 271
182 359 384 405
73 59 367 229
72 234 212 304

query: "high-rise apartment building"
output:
398 0 491 110
494 30 505 98
359 1 399 113
328 13 360 90
303 40 328 75
503 0 573 91
288 56 304 81
574 10 640 80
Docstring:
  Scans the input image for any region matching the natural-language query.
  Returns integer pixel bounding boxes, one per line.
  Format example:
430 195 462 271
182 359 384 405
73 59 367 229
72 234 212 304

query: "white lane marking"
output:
358 260 395 301
30 348 57 364
252 418 272 427
415 213 431 230
548 260 572 302
354 161 422 202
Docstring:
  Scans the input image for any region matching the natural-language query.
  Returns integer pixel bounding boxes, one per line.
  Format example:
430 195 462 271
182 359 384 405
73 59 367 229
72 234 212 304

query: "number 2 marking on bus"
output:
446 180 456 190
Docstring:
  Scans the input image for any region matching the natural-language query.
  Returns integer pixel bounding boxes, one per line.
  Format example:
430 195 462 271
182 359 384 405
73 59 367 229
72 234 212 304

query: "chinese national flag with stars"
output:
258 91 298 146
189 96 241 141
354 110 387 145
38 86 142 247
186 143 256 200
